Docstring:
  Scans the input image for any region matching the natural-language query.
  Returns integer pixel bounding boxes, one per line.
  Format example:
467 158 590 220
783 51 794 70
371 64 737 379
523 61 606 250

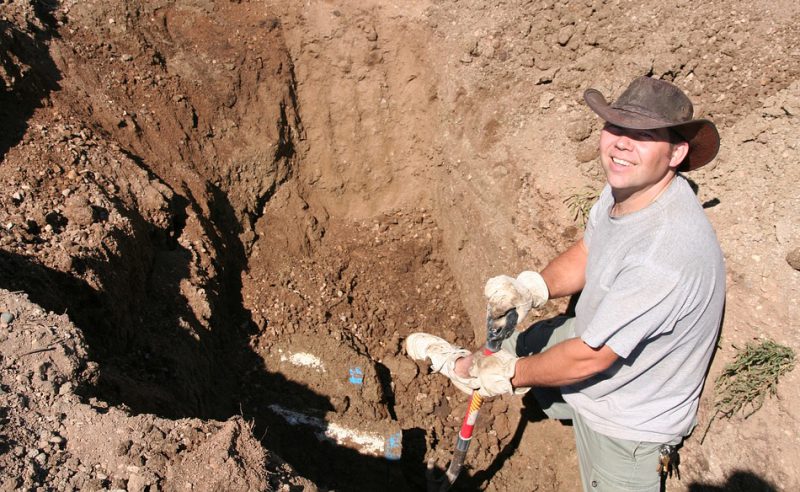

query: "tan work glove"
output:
468 351 530 398
484 271 549 323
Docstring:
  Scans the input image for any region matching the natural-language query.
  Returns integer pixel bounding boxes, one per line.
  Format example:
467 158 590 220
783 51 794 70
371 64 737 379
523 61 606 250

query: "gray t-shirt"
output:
562 175 725 444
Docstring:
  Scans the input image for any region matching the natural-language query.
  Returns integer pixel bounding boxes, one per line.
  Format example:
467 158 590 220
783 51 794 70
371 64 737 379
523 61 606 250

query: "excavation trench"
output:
0 2 489 490
32 133 482 489
0 2 574 490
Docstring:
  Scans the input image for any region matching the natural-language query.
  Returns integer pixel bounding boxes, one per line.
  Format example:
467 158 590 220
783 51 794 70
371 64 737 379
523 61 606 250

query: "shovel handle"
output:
431 310 518 492
439 346 496 489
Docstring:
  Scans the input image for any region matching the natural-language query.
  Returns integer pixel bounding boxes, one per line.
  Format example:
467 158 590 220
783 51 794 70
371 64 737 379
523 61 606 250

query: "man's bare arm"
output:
510 337 618 388
540 238 588 299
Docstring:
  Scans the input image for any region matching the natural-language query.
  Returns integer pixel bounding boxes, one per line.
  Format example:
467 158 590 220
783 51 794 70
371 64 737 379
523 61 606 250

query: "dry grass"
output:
563 188 599 227
701 339 796 444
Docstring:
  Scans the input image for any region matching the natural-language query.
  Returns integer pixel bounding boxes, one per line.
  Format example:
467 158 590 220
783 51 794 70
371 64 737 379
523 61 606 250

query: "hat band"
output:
610 103 685 125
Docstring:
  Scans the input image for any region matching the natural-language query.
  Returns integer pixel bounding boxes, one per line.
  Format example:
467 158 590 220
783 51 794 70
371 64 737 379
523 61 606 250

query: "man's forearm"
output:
540 238 588 298
510 337 618 388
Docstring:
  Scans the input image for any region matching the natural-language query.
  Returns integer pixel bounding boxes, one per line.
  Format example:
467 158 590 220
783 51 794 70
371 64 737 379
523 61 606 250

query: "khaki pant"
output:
502 317 663 492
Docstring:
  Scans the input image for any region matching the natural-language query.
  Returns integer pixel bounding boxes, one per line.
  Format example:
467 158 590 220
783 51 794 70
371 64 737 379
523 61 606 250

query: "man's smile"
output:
611 157 635 167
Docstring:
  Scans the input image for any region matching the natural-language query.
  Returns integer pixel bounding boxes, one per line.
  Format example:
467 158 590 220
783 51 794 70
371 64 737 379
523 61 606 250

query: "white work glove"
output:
468 351 530 398
484 271 549 324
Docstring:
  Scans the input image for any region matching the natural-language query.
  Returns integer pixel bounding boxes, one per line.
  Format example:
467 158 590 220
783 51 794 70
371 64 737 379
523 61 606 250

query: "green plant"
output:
701 339 796 444
563 188 599 227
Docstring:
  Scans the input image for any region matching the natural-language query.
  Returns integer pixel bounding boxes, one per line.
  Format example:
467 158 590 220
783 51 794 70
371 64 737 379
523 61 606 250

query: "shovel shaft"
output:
442 390 483 485
440 346 495 489
430 310 518 492
456 347 494 439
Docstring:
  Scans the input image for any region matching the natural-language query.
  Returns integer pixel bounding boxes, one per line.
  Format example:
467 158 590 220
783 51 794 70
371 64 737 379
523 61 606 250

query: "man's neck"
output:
610 173 676 217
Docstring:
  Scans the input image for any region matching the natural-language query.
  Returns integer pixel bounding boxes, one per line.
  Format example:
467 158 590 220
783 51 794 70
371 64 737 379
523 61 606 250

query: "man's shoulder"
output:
652 182 723 270
664 178 720 242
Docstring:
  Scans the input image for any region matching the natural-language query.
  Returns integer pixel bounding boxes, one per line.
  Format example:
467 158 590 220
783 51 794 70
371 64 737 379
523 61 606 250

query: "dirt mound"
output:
1 0 799 490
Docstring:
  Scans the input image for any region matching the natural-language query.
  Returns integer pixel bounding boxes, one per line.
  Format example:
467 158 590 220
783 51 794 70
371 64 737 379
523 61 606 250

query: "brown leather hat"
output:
584 76 720 171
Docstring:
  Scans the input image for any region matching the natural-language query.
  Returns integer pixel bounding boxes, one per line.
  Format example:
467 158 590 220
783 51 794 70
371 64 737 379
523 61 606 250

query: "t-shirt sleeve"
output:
580 263 683 358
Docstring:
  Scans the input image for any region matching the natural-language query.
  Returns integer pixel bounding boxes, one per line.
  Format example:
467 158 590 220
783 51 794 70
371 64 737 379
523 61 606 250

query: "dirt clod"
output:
787 247 800 271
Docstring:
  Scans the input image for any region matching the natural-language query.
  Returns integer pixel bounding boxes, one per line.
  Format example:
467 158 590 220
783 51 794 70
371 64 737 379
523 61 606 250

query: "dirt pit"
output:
1 0 800 491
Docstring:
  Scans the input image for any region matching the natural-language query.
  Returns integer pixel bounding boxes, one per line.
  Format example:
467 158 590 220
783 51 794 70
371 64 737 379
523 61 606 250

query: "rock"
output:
48 435 65 446
82 478 105 491
420 397 435 415
39 431 55 446
787 247 800 270
115 439 132 456
557 25 574 46
382 355 418 386
533 68 558 85
58 382 73 395
127 473 148 492
567 119 593 142
493 412 511 440
64 196 95 226
576 139 599 163
110 478 127 492
463 38 478 56
0 312 15 325
539 92 555 109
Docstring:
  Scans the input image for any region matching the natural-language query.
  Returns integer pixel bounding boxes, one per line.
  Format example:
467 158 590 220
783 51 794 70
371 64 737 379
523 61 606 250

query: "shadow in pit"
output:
0 182 417 490
688 471 778 492
0 251 412 489
0 7 61 161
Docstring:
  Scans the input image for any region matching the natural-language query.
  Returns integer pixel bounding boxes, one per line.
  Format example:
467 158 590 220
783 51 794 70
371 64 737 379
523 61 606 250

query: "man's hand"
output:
468 351 530 398
484 271 549 325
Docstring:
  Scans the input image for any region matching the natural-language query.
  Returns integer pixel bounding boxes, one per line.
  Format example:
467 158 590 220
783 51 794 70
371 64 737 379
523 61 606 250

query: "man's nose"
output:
614 135 632 150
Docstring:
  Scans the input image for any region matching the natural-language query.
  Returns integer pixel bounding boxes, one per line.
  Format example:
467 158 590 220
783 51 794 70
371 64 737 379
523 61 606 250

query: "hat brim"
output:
584 88 720 171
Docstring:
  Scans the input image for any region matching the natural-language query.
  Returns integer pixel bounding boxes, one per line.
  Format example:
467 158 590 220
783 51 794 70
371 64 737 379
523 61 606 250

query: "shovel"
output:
426 309 519 492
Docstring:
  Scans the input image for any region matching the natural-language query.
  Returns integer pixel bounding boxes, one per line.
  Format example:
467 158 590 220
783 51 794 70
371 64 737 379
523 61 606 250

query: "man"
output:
406 76 725 491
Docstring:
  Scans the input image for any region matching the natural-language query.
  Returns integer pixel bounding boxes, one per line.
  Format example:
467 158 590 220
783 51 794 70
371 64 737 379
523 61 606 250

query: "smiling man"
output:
406 77 725 491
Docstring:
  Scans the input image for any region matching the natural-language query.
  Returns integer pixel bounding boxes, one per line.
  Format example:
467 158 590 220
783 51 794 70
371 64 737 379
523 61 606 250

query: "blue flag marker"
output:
385 432 402 460
348 367 364 385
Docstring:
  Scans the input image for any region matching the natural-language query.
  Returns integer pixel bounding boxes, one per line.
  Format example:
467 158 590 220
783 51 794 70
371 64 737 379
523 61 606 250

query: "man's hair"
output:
668 128 687 145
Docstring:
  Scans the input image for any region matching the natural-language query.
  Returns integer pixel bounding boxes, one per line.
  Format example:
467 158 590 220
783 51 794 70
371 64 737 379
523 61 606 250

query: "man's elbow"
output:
582 343 619 377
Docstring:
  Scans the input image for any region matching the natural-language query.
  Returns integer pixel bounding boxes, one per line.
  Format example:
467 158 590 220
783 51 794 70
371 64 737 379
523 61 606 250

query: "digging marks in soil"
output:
243 209 475 489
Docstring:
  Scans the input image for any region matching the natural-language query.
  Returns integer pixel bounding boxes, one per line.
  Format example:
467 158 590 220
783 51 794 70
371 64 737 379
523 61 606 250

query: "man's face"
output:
598 124 686 199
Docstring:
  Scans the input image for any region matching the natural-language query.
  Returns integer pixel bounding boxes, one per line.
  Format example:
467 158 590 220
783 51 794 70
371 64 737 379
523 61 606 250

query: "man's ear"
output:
669 141 690 169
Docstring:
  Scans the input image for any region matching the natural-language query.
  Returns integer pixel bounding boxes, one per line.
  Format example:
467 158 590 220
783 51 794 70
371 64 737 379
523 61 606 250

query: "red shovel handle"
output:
428 310 518 492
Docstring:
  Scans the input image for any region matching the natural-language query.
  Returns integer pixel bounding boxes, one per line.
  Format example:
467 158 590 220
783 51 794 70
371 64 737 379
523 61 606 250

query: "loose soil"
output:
1 0 799 491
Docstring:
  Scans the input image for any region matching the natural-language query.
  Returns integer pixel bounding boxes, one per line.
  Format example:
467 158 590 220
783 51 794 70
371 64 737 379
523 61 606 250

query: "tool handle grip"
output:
456 342 499 441
437 315 517 491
